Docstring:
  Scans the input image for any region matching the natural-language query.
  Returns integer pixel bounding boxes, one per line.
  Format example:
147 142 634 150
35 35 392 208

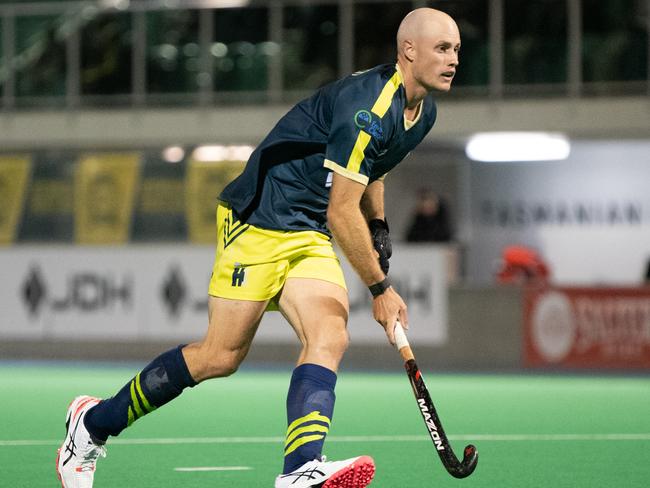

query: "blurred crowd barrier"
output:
0 151 246 244
0 0 647 109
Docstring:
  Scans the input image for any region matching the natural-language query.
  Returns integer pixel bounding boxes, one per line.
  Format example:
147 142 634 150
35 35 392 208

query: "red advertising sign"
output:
524 287 650 369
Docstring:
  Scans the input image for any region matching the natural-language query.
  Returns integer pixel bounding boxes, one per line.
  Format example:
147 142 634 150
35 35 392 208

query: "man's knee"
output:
194 347 245 380
331 329 350 354
307 328 349 357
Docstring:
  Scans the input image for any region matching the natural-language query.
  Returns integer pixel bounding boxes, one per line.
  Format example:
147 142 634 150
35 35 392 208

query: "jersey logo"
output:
325 172 333 188
231 264 246 287
354 110 372 128
354 109 384 140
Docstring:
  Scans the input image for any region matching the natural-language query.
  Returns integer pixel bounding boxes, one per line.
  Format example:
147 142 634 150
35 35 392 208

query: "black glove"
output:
368 219 392 275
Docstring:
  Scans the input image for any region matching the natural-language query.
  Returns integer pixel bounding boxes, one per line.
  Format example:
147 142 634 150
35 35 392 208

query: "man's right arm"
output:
327 173 408 343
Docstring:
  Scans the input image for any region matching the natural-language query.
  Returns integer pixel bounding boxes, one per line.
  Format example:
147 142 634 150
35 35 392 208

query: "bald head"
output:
396 8 461 95
397 8 459 55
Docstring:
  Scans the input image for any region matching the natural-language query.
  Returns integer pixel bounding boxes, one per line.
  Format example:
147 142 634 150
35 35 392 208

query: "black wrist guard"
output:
369 277 391 298
369 218 392 275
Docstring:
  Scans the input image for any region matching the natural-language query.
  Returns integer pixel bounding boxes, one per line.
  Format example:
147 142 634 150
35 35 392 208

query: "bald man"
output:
56 8 460 488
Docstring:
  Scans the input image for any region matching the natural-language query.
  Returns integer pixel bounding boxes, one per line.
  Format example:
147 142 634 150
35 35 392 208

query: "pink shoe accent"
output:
71 397 99 423
322 456 375 488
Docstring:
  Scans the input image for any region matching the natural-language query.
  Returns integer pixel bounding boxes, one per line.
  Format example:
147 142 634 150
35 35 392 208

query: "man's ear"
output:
402 40 416 62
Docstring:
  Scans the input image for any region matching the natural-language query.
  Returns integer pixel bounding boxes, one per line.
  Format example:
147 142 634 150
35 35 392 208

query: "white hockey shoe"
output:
275 455 375 488
56 396 106 488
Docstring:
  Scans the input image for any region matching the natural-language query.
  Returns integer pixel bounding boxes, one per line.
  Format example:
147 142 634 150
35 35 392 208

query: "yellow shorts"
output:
208 204 347 304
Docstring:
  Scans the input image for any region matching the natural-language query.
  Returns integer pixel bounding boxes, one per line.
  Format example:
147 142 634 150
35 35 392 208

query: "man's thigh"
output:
182 295 268 381
203 295 267 349
277 277 349 371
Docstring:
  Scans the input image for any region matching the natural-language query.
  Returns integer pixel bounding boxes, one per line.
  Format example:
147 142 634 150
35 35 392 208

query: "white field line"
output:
2 433 650 447
174 466 252 472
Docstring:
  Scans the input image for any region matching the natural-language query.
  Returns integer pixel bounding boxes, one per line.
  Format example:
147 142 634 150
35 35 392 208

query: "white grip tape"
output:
393 321 410 350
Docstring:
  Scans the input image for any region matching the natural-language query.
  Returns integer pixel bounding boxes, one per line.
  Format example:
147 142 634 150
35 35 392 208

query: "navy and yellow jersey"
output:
219 63 438 235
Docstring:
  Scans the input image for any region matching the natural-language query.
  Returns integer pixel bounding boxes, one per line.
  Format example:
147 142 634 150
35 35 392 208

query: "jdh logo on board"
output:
349 274 432 313
160 266 208 317
22 266 133 316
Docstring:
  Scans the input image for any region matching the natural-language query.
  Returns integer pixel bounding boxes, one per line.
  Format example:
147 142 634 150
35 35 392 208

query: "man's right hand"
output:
372 286 408 345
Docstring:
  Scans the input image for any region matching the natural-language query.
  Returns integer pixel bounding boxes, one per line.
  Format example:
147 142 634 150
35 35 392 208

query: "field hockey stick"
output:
393 321 478 479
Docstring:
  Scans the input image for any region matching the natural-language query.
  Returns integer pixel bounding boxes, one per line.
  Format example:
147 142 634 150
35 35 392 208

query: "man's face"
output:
411 23 461 92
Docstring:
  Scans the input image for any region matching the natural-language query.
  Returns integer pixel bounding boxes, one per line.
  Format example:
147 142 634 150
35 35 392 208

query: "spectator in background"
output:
405 188 452 242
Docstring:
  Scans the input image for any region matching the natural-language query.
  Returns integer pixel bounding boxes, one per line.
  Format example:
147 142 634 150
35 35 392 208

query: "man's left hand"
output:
369 219 392 274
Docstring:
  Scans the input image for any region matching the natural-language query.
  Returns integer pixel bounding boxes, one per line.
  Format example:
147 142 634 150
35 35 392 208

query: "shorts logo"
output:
354 109 384 140
231 264 246 287
223 212 250 249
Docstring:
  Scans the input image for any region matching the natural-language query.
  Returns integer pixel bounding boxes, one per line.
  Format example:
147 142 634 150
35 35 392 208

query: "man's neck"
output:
396 59 428 110
404 101 421 123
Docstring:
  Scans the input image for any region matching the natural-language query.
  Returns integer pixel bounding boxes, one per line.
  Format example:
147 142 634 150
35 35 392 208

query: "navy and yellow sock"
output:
84 345 197 442
283 363 337 474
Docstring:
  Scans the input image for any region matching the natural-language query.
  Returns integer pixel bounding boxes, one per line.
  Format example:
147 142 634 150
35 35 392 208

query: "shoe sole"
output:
55 396 100 488
322 455 375 488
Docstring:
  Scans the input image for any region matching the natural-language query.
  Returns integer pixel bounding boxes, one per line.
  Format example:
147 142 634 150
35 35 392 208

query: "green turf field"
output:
0 363 648 487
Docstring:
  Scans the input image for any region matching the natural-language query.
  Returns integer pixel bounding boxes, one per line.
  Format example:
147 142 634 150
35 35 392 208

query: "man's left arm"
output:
361 180 392 274
361 179 385 220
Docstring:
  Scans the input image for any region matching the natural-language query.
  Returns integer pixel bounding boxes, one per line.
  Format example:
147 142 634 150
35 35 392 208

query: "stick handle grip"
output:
394 321 415 361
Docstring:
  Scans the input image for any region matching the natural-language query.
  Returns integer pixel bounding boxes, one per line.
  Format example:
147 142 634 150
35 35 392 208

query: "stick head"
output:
449 444 478 479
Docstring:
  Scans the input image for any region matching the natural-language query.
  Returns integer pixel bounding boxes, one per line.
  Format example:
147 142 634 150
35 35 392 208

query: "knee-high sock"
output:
283 363 337 473
84 345 197 442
